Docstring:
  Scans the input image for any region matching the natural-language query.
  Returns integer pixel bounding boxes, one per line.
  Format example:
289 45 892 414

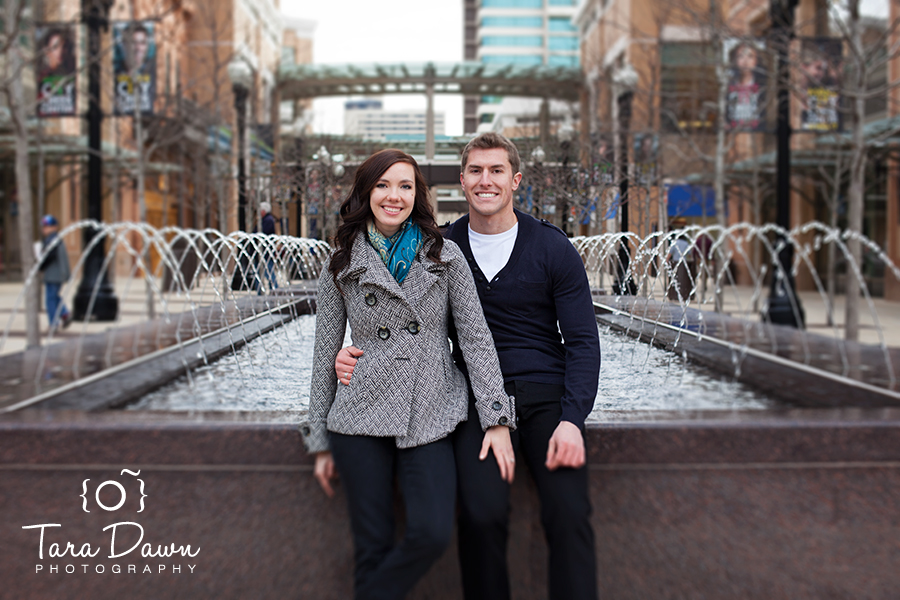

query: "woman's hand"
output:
480 425 516 484
314 451 338 497
335 346 363 385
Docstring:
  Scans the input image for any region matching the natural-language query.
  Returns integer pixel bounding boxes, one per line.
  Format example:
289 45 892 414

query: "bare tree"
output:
1 0 41 347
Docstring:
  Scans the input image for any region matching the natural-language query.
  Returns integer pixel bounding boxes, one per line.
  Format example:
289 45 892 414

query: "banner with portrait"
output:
795 38 843 132
35 25 77 117
633 133 658 186
113 21 157 115
593 133 615 187
724 38 767 131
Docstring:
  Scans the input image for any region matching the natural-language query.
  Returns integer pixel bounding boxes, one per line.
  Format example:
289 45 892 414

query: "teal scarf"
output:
367 219 422 285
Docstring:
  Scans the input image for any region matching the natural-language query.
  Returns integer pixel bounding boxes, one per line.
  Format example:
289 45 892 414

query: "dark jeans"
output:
44 282 68 327
253 256 278 295
330 433 456 600
453 381 597 600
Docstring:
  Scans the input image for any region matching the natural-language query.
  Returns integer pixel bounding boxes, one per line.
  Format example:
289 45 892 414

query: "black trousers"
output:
453 381 598 600
330 433 456 600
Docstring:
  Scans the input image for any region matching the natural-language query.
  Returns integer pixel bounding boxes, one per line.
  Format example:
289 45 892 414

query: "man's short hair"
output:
260 201 271 213
460 132 521 175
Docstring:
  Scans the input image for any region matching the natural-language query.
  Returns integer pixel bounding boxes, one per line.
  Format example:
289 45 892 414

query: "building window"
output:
865 46 887 118
281 46 295 66
549 17 576 32
548 36 578 51
482 55 544 65
482 35 544 47
660 42 718 131
481 0 542 7
482 16 543 28
548 54 579 67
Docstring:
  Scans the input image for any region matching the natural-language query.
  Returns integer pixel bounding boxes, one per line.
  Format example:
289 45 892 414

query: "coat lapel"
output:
338 231 445 313
340 232 408 305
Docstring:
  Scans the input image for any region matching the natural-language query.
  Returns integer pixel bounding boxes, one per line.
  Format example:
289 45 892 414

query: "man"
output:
336 132 600 599
667 218 694 302
254 201 278 294
114 22 154 115
38 215 72 332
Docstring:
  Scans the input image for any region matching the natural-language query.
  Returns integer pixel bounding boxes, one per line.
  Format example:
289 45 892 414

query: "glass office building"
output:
463 0 580 133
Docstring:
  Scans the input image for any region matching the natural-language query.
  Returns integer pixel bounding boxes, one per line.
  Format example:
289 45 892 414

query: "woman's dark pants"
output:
330 433 456 600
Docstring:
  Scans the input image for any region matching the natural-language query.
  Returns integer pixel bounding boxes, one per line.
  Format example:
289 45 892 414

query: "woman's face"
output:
369 161 416 238
44 34 63 70
736 46 757 72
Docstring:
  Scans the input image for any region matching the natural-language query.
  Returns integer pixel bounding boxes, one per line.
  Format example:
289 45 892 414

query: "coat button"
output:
378 326 390 340
365 293 377 306
301 425 311 436
498 416 509 426
407 321 420 334
492 401 502 411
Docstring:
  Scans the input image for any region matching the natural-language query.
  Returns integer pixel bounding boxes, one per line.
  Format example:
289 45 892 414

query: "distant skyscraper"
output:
463 0 580 135
344 98 446 140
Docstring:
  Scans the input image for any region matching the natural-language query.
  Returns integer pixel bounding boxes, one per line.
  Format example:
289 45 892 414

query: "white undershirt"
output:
468 222 518 281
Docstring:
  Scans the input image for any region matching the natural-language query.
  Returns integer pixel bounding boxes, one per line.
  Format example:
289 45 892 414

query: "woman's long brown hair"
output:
328 149 443 282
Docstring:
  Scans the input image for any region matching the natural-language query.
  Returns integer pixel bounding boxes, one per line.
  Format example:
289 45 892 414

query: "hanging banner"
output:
796 38 843 132
633 133 658 186
594 134 615 187
724 38 767 131
113 21 156 115
35 25 77 117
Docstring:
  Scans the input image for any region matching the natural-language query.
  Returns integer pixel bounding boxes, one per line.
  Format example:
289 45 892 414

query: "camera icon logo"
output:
80 469 147 513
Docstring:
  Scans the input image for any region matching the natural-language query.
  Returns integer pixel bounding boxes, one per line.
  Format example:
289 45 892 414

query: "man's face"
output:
130 31 149 68
802 59 826 85
460 147 522 220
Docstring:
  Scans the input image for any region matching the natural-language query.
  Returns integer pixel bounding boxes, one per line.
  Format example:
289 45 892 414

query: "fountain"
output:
2 220 900 599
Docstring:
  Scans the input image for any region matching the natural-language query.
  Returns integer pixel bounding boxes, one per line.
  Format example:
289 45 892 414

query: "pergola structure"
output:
277 61 585 160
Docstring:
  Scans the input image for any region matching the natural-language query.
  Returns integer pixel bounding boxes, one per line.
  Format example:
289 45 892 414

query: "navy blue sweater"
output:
445 209 601 429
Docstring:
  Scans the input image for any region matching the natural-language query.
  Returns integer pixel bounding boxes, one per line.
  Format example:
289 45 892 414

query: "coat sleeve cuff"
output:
476 393 516 432
299 421 329 454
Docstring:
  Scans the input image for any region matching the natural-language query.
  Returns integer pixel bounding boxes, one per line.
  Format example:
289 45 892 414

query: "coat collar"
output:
338 231 444 308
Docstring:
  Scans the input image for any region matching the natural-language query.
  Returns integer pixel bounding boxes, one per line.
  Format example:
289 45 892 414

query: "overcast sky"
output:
282 0 465 136
282 0 890 137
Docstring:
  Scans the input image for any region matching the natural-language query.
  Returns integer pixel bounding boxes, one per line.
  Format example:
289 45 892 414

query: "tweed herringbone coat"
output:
301 231 515 453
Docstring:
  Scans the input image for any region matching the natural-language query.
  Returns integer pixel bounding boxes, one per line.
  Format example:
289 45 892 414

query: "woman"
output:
727 41 766 130
300 149 515 599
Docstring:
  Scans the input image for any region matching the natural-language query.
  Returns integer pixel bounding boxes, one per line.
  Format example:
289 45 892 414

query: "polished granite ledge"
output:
5 407 900 467
4 408 900 599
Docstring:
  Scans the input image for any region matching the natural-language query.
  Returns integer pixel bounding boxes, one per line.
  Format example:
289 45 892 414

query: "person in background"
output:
301 148 515 600
38 215 72 332
667 218 695 302
254 201 278 294
337 133 601 600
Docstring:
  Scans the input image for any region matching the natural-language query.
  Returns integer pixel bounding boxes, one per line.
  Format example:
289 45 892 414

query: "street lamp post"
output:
228 58 253 232
765 0 805 327
531 145 545 219
613 63 638 296
73 0 118 322
310 146 345 242
558 121 575 236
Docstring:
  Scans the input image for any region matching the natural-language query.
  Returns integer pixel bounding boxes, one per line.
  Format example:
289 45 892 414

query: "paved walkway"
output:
3 274 899 358
0 274 273 356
